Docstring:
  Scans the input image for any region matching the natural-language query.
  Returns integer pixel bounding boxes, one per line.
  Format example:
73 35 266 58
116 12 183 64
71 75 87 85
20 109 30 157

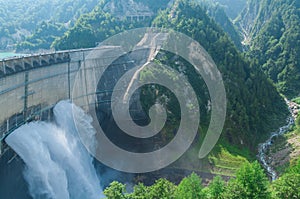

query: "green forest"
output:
0 0 100 50
236 0 300 98
45 0 289 152
103 160 300 199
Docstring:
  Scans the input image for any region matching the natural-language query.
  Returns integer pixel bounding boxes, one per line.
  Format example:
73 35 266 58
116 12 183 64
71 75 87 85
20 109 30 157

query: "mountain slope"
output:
0 0 100 50
52 0 171 50
203 2 243 50
53 0 289 151
152 0 288 150
212 0 247 19
236 0 300 98
52 7 154 50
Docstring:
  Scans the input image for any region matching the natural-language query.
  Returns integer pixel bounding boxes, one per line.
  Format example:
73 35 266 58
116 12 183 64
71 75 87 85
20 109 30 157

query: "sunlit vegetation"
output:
292 97 300 105
51 2 157 50
102 161 300 198
150 0 288 150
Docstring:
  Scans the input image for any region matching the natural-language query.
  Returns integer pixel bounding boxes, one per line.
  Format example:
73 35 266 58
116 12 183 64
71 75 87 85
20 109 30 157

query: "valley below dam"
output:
1 99 298 199
258 99 300 180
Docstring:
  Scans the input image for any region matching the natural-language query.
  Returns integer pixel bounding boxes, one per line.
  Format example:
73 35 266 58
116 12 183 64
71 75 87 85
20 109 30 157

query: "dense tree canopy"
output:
0 0 100 50
237 0 300 98
209 0 247 19
224 162 270 199
151 0 288 149
50 0 289 151
271 159 300 199
103 161 300 199
174 173 205 199
197 0 243 50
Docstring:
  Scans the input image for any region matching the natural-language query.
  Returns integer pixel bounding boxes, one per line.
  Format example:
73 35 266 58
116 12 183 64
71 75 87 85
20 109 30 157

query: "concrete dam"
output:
0 45 149 198
0 46 138 155
0 31 229 199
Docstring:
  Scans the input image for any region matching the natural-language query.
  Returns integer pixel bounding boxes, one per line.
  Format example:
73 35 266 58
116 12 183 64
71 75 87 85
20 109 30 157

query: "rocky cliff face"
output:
234 0 266 45
235 0 299 45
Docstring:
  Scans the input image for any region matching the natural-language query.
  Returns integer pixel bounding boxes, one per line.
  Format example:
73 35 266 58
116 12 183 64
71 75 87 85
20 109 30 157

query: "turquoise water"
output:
0 52 25 59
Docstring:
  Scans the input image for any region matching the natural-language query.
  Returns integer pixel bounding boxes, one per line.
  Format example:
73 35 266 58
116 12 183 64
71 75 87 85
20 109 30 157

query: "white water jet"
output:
5 100 104 199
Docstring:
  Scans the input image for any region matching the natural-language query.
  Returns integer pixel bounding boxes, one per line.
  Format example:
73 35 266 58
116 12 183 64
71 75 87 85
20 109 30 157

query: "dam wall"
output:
0 47 122 154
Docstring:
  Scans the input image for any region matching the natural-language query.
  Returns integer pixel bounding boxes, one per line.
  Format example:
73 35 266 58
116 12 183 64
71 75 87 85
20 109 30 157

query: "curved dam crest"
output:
0 47 121 154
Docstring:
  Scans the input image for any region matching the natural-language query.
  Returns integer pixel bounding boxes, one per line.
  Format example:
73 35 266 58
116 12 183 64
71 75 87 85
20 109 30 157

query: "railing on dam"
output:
0 48 100 77
0 48 99 154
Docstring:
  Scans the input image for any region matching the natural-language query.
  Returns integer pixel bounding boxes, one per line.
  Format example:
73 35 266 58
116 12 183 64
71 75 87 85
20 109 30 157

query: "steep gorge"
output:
236 0 300 98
